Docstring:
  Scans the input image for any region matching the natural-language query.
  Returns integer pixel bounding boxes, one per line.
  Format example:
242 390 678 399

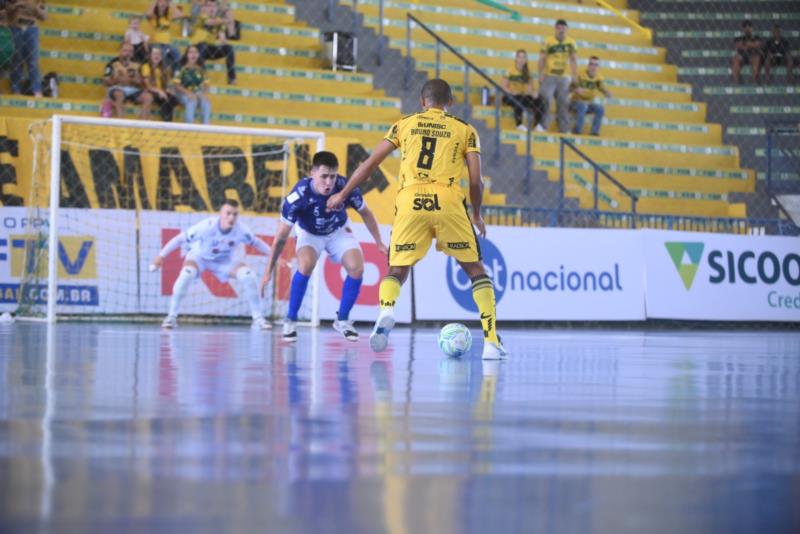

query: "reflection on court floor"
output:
1 323 799 533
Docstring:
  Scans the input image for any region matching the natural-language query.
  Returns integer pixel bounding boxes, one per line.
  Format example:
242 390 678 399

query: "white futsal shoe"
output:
333 319 359 341
481 337 508 360
369 308 395 353
252 317 272 330
161 315 177 329
282 319 298 342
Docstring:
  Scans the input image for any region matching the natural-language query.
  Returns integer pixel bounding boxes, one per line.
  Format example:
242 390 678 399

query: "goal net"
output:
15 115 324 325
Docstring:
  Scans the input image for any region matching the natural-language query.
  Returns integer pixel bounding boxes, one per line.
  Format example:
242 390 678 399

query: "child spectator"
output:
501 49 545 132
174 44 211 124
732 20 763 84
147 0 183 71
8 0 46 97
125 16 150 64
193 0 236 85
103 41 153 119
571 56 612 136
538 19 578 133
141 46 178 121
763 25 794 84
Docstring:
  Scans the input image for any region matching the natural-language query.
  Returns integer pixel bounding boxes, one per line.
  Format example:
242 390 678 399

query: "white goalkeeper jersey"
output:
159 216 269 262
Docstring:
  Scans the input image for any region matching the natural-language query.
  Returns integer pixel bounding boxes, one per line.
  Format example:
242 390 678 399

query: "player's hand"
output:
260 271 271 297
326 192 345 212
376 241 388 256
151 255 163 271
471 212 486 238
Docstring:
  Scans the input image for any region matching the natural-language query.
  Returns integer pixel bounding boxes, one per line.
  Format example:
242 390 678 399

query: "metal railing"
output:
483 206 800 236
559 137 639 227
766 122 799 193
404 13 536 189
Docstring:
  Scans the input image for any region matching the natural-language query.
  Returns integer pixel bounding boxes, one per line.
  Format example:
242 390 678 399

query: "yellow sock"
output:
379 276 401 309
472 275 499 344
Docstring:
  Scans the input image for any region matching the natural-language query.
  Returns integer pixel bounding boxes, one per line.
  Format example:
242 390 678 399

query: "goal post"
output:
18 114 325 325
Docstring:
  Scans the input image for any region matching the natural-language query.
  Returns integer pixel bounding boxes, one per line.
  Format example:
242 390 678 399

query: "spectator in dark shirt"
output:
763 25 794 84
732 20 763 84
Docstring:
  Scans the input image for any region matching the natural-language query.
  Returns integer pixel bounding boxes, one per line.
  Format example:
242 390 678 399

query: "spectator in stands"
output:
174 44 211 124
537 19 578 133
141 46 178 121
194 0 236 85
0 3 14 74
571 56 612 136
187 0 203 29
103 42 153 119
125 16 150 64
501 49 545 132
763 25 794 84
218 0 237 40
147 0 183 71
8 0 46 98
732 19 763 84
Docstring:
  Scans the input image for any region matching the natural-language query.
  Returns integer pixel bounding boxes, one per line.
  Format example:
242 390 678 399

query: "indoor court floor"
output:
1 322 799 533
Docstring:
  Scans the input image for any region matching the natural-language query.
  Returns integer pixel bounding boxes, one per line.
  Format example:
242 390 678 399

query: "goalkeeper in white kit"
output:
151 199 272 329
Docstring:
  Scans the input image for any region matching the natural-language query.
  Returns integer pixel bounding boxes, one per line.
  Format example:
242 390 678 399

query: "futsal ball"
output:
438 323 473 357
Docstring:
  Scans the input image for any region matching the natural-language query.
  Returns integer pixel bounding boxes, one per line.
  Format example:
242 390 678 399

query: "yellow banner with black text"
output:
0 116 399 223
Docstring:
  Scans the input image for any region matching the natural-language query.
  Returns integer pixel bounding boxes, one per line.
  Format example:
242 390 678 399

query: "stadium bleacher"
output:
2 0 795 226
633 0 800 193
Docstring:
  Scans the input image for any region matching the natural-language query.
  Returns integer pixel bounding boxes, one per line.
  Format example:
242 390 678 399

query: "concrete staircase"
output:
287 0 569 213
631 0 800 221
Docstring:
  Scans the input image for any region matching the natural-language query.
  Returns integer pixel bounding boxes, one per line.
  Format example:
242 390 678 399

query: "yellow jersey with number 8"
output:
384 108 481 194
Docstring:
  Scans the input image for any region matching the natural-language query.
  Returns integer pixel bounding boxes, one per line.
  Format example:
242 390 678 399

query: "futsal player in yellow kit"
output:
327 79 507 360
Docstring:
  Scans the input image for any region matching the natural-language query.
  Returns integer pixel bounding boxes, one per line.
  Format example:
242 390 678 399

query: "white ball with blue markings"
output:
438 323 472 357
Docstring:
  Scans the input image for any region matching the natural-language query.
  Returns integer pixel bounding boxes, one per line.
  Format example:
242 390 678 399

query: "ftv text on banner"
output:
0 207 137 314
413 227 646 321
644 230 800 321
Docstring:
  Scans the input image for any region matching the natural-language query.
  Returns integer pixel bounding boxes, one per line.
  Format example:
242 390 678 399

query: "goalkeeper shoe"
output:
252 317 272 330
333 319 359 341
282 320 298 342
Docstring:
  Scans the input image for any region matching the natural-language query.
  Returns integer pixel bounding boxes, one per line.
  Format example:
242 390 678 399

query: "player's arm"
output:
250 234 271 256
466 151 486 238
240 224 271 257
356 205 388 256
151 231 186 270
260 221 293 294
151 219 208 270
326 140 396 211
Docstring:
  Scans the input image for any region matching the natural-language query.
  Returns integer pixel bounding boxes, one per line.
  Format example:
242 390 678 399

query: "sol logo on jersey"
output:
412 193 441 211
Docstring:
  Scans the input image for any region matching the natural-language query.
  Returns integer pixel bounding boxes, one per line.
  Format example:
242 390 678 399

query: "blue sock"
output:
337 276 363 321
287 271 311 321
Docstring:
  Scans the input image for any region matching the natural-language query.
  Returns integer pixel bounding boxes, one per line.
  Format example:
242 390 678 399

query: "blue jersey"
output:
281 176 365 235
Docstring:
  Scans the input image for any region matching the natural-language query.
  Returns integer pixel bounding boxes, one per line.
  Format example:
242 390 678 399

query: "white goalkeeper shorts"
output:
295 225 361 264
184 251 241 283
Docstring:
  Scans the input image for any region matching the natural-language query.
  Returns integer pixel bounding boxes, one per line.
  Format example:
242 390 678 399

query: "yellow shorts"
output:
389 184 481 267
